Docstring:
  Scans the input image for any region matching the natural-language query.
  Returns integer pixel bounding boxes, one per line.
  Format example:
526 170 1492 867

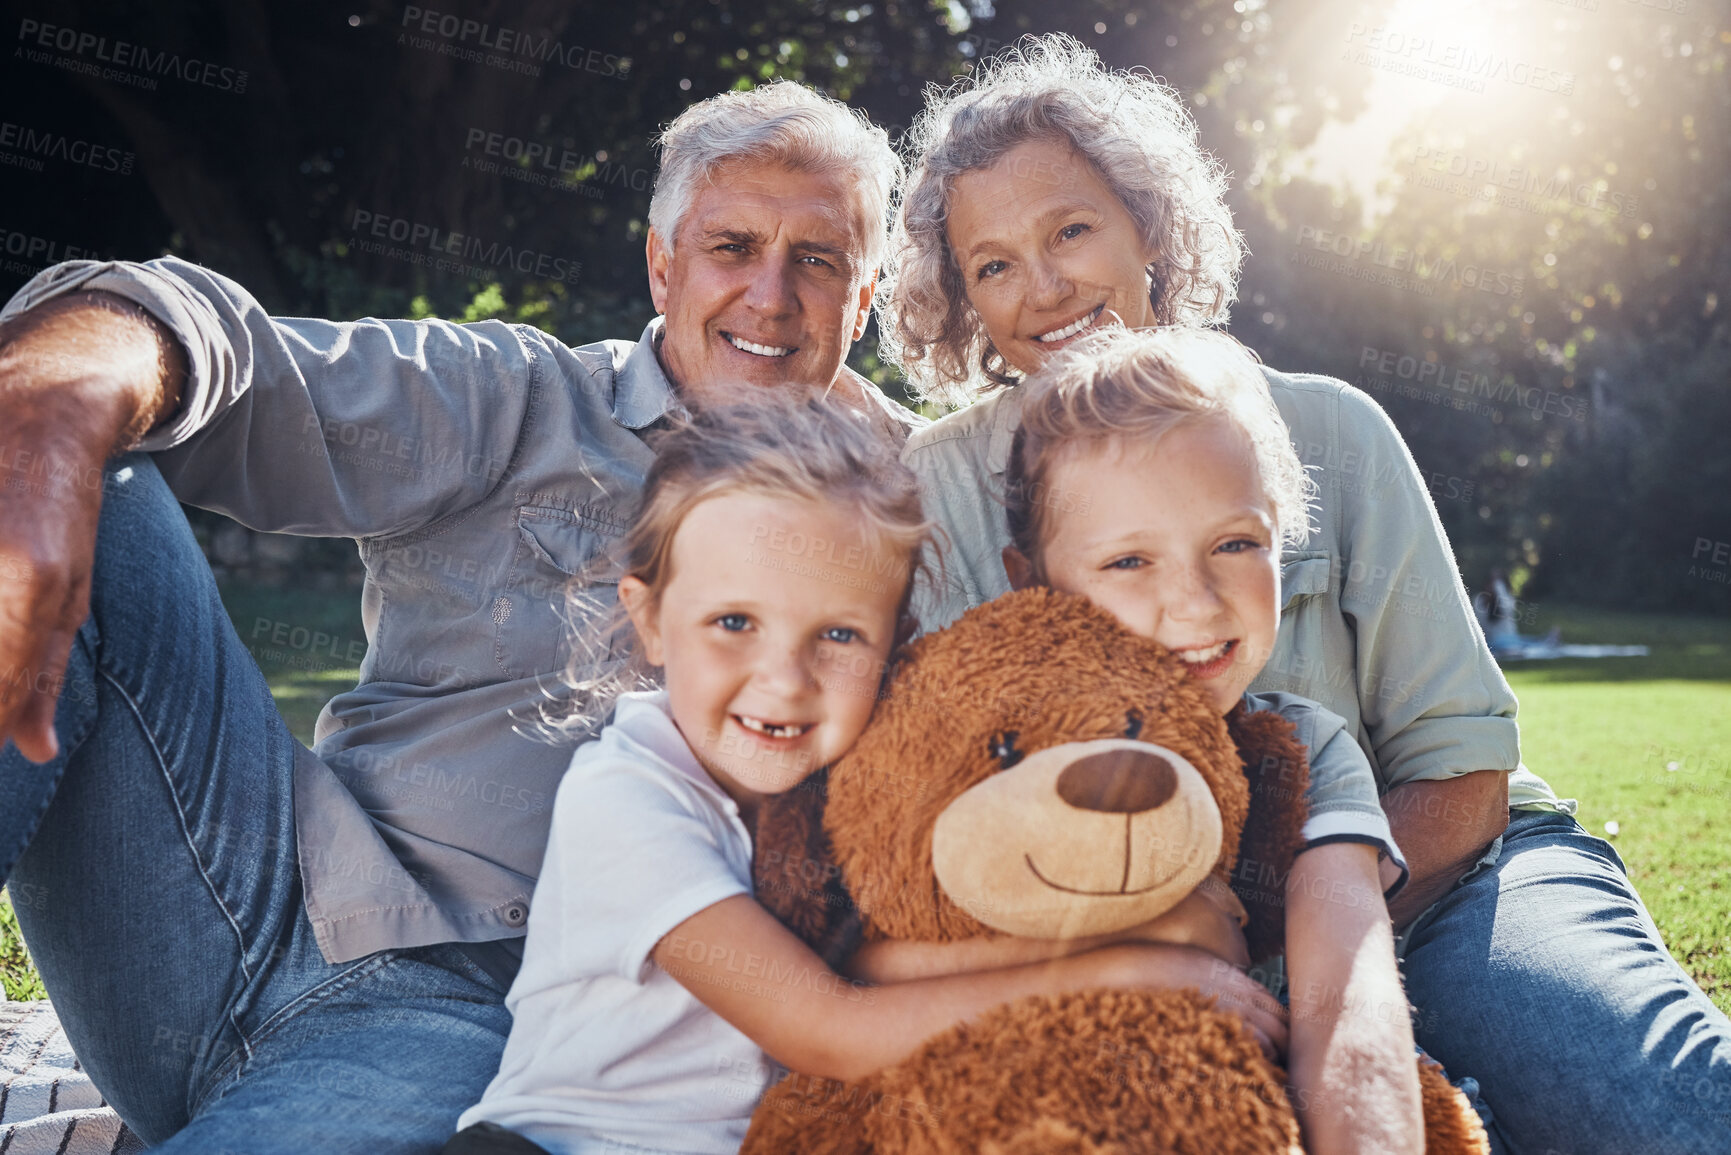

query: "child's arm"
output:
1283 841 1423 1155
845 879 1250 982
652 893 1287 1084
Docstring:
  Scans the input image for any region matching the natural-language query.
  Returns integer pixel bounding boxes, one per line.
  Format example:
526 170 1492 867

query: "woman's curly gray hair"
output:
880 34 1245 408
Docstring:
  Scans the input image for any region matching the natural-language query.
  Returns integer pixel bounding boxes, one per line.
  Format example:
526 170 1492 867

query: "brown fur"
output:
1226 705 1313 965
826 588 1251 944
752 768 861 970
744 588 1487 1154
1418 1054 1493 1155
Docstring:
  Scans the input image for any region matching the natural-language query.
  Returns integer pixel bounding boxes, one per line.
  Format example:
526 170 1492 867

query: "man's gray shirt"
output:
2 256 922 964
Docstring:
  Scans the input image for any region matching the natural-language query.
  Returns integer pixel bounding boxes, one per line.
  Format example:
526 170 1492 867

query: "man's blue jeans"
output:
1401 810 1731 1153
0 456 510 1152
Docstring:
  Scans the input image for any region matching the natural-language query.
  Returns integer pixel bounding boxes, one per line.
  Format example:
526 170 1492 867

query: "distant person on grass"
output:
0 82 919 1153
880 33 1731 1155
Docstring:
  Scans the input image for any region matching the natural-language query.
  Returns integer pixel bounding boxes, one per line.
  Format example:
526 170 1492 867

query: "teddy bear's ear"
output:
1225 706 1312 964
751 768 863 971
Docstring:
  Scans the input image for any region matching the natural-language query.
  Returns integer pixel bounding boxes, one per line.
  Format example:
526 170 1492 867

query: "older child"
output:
444 400 1259 1155
1010 327 1424 1152
857 328 1424 1153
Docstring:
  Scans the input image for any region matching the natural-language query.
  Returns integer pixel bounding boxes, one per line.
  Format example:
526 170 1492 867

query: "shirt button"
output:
504 904 528 926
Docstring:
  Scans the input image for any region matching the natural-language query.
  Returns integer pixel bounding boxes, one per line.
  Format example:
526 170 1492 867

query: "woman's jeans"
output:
1400 810 1731 1153
0 457 510 1152
3 455 1729 1152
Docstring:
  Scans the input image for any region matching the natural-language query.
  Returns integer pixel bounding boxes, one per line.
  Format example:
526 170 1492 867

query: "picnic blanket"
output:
1492 640 1651 662
1 1000 143 1154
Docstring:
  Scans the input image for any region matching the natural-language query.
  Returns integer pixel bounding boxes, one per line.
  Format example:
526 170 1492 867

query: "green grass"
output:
0 892 47 1001
4 595 1728 1016
218 577 368 743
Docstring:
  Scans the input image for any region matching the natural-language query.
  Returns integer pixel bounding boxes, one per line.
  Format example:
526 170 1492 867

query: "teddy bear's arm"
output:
1226 705 1313 963
751 768 864 970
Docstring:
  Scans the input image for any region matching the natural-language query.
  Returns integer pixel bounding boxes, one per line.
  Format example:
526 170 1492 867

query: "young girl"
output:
443 399 1251 1155
1002 326 1423 1153
850 327 1427 1153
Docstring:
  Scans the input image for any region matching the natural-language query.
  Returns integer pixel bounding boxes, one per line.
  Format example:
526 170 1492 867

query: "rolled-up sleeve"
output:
1329 385 1521 786
1 257 540 540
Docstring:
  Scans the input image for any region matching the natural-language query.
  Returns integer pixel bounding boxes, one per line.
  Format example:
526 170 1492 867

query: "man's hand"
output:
1381 770 1510 929
0 291 184 762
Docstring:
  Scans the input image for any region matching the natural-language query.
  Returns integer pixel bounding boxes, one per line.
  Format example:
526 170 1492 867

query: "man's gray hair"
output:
648 80 901 276
881 34 1245 407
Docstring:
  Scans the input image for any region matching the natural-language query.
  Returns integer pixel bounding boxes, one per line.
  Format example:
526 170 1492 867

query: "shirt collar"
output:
612 316 685 431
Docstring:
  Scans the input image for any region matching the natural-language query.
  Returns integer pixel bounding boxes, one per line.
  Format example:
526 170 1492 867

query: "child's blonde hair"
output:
1005 327 1314 580
544 398 934 738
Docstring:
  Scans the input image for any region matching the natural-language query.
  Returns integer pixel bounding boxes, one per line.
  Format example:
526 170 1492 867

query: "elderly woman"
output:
882 33 1730 1155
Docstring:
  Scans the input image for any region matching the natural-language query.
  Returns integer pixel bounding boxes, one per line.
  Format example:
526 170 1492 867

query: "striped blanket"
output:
0 1001 143 1154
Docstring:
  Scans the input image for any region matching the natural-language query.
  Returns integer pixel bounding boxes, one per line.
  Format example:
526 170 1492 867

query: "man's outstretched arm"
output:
0 290 185 761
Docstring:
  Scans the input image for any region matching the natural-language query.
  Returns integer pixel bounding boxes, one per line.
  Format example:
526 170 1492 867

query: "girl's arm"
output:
652 893 1287 1084
845 877 1250 983
1283 841 1423 1155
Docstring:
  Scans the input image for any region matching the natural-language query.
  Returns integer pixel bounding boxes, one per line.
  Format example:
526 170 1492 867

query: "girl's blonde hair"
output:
1006 327 1314 579
880 33 1243 407
543 399 933 738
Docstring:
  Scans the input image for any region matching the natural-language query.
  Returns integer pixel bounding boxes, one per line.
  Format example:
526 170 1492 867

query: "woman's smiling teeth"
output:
726 333 795 358
734 714 813 740
1033 304 1104 344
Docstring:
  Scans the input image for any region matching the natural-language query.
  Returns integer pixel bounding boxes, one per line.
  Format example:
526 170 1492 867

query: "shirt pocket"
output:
493 504 625 680
1279 550 1334 613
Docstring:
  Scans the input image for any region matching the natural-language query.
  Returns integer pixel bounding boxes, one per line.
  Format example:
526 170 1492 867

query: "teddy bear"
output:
744 586 1487 1155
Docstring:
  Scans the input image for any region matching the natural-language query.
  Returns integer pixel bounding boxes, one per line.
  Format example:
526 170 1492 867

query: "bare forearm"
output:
662 899 1286 1087
1285 844 1423 1155
660 899 1137 1084
847 933 1074 984
792 949 1149 1082
0 289 185 459
846 884 1248 984
1381 770 1509 928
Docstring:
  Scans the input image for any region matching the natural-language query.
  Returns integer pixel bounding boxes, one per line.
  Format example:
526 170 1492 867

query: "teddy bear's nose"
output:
1056 748 1179 814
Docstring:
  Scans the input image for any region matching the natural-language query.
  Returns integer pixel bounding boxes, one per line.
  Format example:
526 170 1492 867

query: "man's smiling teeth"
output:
1177 641 1234 664
727 334 794 358
735 714 812 739
1034 305 1104 343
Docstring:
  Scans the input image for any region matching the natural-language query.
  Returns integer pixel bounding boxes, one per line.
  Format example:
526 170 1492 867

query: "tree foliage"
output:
4 0 1725 609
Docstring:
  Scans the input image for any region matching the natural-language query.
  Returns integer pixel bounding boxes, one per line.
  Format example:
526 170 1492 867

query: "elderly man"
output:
0 80 914 1152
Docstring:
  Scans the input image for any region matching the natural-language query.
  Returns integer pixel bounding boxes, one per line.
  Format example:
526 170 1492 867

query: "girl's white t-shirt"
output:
458 690 774 1155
